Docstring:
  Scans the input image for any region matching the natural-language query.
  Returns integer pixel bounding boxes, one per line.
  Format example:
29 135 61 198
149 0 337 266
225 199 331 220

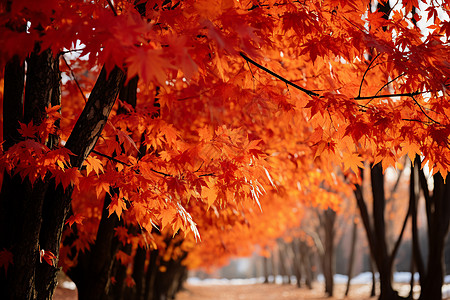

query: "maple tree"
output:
1 0 450 300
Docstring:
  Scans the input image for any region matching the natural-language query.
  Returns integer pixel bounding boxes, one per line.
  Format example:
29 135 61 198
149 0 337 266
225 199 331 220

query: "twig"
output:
354 91 421 100
411 95 440 124
358 53 381 97
240 52 320 98
106 0 118 16
362 72 406 106
62 55 87 103
91 149 173 177
92 149 131 166
240 52 450 125
60 48 84 55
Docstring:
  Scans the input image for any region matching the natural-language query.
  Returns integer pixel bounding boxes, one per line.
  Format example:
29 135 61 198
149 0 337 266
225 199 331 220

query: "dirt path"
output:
176 283 376 300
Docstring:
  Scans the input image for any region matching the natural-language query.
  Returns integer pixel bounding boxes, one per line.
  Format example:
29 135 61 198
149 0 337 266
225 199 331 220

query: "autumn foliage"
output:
0 0 450 299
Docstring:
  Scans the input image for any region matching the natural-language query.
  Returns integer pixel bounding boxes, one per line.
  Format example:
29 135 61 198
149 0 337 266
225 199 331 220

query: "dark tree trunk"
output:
370 258 376 297
66 76 137 300
354 164 405 300
0 44 61 300
321 208 336 297
110 241 133 300
144 249 159 300
345 216 358 297
278 240 291 284
68 192 121 300
270 249 278 283
2 54 24 149
132 246 148 300
263 254 270 284
0 53 124 299
299 240 313 289
418 172 450 300
291 239 303 288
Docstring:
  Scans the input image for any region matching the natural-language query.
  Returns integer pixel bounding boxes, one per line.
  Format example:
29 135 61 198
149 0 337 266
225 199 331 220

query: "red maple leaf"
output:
0 249 13 274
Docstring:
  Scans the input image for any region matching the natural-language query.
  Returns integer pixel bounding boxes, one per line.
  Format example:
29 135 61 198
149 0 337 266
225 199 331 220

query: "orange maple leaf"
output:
65 214 85 228
54 167 81 191
343 152 365 174
160 207 177 230
108 195 127 220
39 248 57 267
84 155 104 176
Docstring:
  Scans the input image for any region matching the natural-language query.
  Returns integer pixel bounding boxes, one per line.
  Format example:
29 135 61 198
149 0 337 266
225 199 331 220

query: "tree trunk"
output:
278 240 291 284
0 54 124 299
0 44 61 300
263 254 270 284
291 239 303 288
321 208 336 297
132 246 148 300
369 257 377 297
418 172 450 300
270 248 278 283
66 76 138 300
2 54 24 149
355 164 405 300
299 240 313 289
345 216 358 297
68 192 121 300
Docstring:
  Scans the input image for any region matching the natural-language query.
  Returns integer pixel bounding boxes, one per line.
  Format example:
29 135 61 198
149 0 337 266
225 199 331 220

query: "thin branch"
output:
92 149 132 166
240 53 430 101
240 52 320 98
377 72 406 95
60 48 84 55
62 55 88 103
106 0 118 16
354 91 421 100
362 72 406 106
358 53 381 97
240 53 449 126
411 95 440 124
92 149 216 178
402 118 433 124
194 161 204 173
91 149 173 177
199 173 215 177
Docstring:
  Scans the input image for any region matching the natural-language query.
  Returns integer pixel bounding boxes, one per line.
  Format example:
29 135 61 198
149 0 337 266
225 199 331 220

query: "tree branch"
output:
91 149 173 177
64 65 125 168
240 52 449 111
411 95 440 125
106 0 118 16
358 53 380 97
62 55 87 103
240 52 320 97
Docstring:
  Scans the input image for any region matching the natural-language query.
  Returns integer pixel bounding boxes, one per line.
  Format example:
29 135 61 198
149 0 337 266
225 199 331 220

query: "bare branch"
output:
106 0 118 16
62 55 87 103
358 53 381 97
240 52 320 98
411 95 440 125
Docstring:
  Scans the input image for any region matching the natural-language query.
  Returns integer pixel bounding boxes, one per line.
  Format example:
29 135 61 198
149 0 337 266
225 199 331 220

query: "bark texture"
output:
0 47 125 299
